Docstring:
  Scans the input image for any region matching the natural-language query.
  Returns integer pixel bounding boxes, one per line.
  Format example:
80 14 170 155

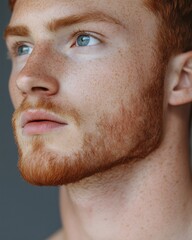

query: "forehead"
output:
10 0 152 27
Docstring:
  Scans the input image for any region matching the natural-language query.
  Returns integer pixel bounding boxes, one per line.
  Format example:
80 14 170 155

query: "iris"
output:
76 35 99 47
18 45 32 56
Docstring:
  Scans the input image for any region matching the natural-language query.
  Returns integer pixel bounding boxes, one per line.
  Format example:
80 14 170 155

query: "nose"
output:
16 50 59 97
17 73 59 97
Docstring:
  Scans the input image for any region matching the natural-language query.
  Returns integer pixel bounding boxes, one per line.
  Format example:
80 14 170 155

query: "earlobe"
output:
169 52 192 106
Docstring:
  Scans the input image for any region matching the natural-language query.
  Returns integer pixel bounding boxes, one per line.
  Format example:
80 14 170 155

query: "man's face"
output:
6 0 164 185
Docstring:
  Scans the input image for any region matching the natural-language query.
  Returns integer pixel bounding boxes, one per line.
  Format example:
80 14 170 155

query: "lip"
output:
21 110 67 135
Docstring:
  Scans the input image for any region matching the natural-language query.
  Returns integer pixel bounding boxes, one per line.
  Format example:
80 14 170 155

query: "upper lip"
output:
21 110 67 128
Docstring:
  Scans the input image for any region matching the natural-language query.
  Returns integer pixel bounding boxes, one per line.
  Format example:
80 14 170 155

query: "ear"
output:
168 51 192 106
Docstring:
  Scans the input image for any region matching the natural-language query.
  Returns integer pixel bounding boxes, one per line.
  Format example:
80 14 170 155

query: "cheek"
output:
9 75 22 109
63 54 140 120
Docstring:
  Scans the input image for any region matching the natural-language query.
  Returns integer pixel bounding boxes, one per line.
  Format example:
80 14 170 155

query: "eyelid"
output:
72 30 104 38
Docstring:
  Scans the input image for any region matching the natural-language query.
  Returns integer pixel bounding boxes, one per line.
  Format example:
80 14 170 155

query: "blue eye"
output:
76 35 100 47
17 45 32 56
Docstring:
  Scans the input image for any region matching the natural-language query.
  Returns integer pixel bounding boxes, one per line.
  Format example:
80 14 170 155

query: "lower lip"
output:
23 121 66 135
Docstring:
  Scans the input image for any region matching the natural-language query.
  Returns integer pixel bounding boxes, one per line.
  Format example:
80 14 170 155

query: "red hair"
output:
145 0 192 59
9 0 16 11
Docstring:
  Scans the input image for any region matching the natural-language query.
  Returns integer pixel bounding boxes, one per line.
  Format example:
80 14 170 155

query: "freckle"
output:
175 180 179 184
182 202 187 209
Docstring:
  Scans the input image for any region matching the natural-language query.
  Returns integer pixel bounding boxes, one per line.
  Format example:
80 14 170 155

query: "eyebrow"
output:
4 11 123 39
4 25 30 39
48 11 123 32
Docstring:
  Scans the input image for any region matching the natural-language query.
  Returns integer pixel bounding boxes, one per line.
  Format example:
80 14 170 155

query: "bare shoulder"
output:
46 229 65 240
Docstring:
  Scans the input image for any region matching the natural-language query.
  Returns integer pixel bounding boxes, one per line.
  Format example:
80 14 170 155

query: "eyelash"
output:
8 30 103 58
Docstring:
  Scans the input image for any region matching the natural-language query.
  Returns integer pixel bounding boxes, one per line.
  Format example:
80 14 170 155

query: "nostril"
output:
31 86 49 92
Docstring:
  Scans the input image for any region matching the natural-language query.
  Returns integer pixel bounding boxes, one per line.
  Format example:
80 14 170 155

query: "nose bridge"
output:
16 43 59 96
25 43 53 75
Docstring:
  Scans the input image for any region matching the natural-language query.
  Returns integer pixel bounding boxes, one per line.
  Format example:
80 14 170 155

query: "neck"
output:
59 109 192 240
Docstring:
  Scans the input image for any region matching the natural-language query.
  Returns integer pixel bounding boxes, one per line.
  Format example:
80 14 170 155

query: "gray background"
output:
0 2 61 240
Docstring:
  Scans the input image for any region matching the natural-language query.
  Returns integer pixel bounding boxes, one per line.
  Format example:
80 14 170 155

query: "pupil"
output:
77 35 90 46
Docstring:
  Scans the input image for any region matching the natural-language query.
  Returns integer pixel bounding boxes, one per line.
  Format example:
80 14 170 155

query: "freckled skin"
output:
6 0 192 240
9 0 163 185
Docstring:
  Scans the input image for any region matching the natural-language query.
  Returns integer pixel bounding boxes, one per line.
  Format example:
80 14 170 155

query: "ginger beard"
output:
12 59 165 186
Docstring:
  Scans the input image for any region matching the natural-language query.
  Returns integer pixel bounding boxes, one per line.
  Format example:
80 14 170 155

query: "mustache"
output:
12 99 81 126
